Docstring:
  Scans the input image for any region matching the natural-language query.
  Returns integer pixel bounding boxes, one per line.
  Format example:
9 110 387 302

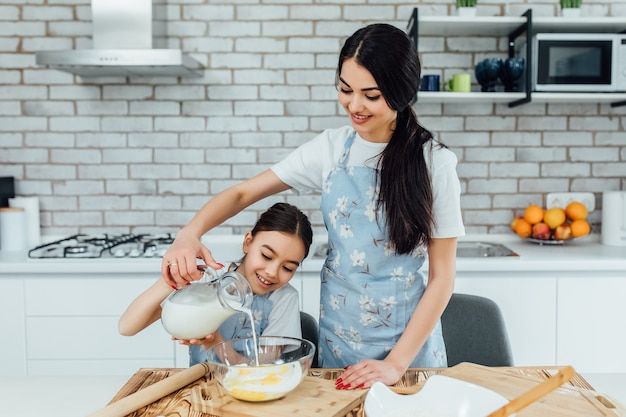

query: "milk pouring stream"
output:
161 268 253 340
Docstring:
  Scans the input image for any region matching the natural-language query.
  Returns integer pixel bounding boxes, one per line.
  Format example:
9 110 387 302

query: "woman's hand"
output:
334 358 405 390
162 230 222 289
161 170 290 288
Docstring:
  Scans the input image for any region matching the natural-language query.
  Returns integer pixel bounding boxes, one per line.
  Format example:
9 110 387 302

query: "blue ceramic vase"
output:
475 58 502 92
499 57 525 92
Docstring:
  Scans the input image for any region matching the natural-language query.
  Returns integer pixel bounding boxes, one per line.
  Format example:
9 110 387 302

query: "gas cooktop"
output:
28 234 174 259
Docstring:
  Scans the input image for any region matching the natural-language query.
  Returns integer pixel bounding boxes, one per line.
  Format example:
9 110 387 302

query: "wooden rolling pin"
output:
486 365 576 417
86 363 211 417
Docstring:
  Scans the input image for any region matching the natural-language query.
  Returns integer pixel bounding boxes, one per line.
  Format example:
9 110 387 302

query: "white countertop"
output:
1 372 624 417
2 234 625 275
451 234 626 273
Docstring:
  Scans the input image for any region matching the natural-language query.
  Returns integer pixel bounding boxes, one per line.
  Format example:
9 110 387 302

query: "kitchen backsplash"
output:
1 0 625 239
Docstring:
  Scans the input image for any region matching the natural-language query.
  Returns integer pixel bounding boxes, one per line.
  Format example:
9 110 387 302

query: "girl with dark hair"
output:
119 203 313 366
161 23 464 387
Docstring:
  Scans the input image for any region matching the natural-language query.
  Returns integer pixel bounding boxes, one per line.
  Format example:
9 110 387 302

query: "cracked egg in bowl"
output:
206 336 315 402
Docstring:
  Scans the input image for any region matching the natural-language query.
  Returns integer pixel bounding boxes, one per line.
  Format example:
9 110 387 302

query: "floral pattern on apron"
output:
318 132 447 368
189 293 272 366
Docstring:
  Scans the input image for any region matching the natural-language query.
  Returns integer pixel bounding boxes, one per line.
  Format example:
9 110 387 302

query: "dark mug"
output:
420 74 440 91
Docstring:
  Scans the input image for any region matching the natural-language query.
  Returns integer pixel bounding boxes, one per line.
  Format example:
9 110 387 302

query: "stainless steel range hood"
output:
35 0 204 78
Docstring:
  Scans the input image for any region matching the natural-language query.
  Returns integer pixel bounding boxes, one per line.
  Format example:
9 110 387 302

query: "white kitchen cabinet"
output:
0 279 26 376
21 277 177 376
556 274 626 373
26 317 174 375
299 271 321 323
451 272 557 367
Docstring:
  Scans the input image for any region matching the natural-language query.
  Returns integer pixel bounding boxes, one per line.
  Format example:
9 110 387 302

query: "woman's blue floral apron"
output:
189 293 272 366
318 132 446 368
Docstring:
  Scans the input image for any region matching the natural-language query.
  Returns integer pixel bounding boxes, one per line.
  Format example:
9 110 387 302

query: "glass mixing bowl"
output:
206 336 315 402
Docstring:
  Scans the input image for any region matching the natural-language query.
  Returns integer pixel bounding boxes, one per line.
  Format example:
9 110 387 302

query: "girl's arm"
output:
118 277 174 336
338 237 457 388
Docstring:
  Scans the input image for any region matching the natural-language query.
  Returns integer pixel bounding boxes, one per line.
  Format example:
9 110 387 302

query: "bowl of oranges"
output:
511 200 591 245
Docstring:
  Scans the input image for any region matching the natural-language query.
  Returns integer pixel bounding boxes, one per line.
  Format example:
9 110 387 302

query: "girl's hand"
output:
334 359 405 390
172 332 219 349
162 231 222 289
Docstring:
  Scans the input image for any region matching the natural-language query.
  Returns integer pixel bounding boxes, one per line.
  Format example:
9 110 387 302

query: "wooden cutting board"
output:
439 363 625 417
109 371 365 417
192 376 367 417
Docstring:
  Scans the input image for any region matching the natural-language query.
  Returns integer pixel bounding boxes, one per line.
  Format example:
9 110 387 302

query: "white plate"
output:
364 375 513 417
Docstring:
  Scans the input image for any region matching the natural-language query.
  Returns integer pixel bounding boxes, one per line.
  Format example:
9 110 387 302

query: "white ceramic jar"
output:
601 191 626 246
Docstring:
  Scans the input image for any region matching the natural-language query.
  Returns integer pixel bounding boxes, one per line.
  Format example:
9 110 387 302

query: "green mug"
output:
447 73 472 92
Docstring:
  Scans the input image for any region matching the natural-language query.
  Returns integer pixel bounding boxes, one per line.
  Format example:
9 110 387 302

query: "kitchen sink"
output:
312 241 519 259
456 241 519 258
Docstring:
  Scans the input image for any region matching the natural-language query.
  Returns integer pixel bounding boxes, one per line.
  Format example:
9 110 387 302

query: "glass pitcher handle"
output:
196 264 226 282
218 271 253 311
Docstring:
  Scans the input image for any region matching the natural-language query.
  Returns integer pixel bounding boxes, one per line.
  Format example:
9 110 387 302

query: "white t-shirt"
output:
272 126 465 238
263 283 301 338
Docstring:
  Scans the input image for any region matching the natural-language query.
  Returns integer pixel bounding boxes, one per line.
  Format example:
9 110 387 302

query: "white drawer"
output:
27 358 176 376
25 277 156 315
26 316 173 359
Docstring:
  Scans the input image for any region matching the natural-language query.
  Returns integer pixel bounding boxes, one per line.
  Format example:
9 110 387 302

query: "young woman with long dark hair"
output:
161 23 464 388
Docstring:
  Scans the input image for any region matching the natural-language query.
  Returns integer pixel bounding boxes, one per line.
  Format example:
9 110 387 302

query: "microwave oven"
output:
526 33 626 92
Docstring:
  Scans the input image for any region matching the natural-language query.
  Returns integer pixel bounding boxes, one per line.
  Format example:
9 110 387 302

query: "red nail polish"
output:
335 383 344 390
217 263 225 268
336 377 343 384
186 282 191 286
344 383 351 389
358 383 365 388
171 285 177 290
344 365 350 369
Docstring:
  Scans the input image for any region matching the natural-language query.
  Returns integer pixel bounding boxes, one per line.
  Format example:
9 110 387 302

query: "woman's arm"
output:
162 169 291 288
385 237 456 370
118 278 174 336
338 237 457 388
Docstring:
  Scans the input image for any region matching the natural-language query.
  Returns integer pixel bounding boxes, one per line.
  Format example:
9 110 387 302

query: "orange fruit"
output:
571 219 591 238
514 218 532 238
543 207 566 229
565 201 588 221
524 205 544 225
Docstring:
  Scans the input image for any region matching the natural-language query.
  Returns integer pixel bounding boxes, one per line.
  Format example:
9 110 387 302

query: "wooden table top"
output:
105 364 621 417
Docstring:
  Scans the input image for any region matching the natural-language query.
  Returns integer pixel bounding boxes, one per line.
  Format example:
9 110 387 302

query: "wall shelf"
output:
532 92 626 105
416 92 626 106
407 8 626 108
414 16 626 36
415 92 526 104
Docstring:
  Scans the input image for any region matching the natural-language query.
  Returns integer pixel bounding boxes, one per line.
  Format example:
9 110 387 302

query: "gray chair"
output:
440 293 514 367
300 311 319 368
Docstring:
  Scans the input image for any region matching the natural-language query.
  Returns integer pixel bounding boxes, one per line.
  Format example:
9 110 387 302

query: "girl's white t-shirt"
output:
272 126 465 238
263 283 301 338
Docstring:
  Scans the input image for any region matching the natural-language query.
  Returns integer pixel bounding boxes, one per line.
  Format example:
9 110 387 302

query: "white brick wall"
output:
1 0 625 239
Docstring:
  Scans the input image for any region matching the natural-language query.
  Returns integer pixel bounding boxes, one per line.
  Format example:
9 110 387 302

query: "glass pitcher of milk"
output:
160 266 253 340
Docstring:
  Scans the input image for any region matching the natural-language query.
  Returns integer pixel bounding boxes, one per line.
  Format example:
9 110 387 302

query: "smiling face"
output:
337 57 397 143
238 230 306 295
